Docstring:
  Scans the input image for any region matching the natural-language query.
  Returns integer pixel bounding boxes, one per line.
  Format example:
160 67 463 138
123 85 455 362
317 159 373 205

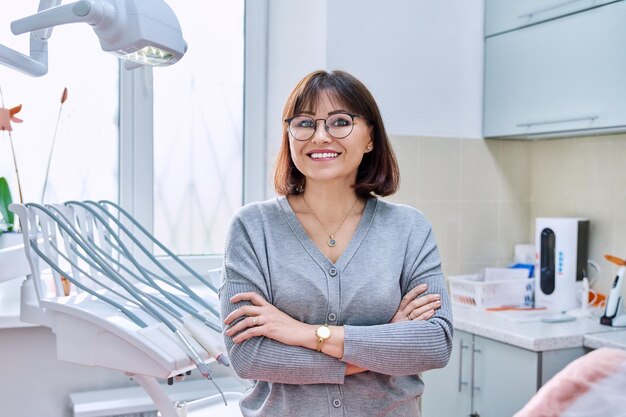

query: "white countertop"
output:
583 330 626 350
453 306 623 352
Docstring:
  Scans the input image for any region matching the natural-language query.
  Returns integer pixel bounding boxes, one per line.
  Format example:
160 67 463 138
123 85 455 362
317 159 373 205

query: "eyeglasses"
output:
284 112 366 142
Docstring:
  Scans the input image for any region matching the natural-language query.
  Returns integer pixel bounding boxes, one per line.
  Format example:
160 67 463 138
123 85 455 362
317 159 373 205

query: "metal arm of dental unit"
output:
9 201 241 417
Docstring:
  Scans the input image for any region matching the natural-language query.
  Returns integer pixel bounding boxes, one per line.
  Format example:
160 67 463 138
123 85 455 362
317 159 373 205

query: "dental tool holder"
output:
600 259 626 328
600 298 626 327
10 201 234 417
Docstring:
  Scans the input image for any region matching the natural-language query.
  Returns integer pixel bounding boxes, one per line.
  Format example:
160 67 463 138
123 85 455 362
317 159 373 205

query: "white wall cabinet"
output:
421 330 584 417
484 1 626 139
485 0 616 36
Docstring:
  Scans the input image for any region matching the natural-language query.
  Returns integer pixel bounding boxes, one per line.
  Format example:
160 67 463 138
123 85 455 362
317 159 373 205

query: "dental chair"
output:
10 201 246 417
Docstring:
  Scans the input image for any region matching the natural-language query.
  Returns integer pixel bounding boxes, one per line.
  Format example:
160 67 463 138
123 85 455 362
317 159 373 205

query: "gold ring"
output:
252 316 259 326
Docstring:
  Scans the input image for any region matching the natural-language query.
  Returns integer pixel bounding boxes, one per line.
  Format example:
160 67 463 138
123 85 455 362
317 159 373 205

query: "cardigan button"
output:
332 399 342 408
329 267 337 277
328 312 337 322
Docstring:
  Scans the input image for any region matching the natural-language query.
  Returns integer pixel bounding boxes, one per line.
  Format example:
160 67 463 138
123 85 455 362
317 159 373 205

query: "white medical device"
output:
535 217 589 312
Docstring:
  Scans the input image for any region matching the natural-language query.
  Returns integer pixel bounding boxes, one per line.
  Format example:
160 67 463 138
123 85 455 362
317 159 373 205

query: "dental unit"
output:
10 200 243 417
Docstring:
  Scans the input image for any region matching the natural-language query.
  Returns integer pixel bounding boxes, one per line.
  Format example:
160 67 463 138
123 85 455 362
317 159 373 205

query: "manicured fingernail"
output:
418 284 427 289
434 295 441 300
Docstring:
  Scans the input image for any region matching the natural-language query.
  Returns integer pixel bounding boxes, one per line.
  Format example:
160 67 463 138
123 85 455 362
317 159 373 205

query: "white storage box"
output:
448 274 531 309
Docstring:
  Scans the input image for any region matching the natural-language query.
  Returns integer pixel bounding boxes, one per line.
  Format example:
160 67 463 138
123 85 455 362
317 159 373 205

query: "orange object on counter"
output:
486 306 547 312
590 291 606 308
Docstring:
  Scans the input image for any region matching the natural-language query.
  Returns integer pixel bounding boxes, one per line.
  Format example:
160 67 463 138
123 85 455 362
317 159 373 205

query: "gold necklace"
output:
302 195 358 247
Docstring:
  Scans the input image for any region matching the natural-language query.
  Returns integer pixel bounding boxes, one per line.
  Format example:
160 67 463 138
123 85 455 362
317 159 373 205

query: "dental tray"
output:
448 273 531 310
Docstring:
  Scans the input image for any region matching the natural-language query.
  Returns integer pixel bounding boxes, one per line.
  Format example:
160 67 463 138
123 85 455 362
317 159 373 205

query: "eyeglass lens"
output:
288 113 354 141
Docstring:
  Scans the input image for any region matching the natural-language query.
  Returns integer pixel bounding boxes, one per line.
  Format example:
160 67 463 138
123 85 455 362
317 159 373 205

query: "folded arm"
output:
222 270 450 379
220 268 348 384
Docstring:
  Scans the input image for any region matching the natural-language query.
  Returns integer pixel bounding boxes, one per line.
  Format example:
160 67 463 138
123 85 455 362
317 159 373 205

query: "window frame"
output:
119 1 268 264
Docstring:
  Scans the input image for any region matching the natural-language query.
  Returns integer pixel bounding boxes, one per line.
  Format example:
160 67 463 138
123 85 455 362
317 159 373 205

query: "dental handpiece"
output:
605 265 625 318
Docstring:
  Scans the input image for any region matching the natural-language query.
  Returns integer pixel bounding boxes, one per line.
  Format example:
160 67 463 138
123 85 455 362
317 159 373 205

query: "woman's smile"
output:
307 149 341 160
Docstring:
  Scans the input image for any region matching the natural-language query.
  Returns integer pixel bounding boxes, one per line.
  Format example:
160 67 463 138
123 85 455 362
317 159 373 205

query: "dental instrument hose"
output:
99 200 219 292
44 203 226 382
78 201 220 317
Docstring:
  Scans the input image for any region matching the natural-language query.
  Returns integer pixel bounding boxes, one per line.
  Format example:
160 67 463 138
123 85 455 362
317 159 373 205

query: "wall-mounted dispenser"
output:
535 217 589 312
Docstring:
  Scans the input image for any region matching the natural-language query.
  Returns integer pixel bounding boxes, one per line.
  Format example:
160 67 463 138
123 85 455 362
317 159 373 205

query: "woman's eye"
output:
297 119 315 128
330 116 351 127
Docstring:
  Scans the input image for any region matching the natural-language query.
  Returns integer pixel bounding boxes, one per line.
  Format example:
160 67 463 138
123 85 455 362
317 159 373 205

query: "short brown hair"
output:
273 70 399 198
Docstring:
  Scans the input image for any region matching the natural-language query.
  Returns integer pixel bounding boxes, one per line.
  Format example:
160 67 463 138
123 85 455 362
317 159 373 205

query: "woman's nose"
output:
310 120 332 143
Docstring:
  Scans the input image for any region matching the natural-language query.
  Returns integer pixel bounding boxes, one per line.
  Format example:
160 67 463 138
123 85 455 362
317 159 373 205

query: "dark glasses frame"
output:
284 112 367 141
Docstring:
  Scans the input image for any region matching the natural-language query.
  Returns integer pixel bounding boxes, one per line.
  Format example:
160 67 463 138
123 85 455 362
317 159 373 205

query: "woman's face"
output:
288 92 373 187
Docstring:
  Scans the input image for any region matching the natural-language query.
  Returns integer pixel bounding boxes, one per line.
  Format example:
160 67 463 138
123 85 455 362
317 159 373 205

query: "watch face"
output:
316 326 331 339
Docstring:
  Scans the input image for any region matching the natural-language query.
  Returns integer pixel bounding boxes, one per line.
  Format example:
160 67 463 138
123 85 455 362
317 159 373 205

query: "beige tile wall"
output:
387 133 626 298
529 133 626 296
386 136 531 279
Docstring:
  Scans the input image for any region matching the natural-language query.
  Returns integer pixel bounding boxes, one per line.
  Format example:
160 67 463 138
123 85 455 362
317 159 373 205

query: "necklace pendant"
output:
327 235 337 247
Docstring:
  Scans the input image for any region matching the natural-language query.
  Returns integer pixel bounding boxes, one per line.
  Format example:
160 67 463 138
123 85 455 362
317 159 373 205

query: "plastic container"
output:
448 274 530 309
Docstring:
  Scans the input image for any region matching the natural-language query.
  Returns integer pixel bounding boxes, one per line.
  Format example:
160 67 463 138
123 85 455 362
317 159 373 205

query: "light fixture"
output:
0 0 187 77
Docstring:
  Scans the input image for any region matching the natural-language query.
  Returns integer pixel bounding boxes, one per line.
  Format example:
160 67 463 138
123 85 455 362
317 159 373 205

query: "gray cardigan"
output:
220 196 453 417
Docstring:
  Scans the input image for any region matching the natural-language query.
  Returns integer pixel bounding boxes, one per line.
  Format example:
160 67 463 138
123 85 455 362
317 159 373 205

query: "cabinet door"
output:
484 2 626 139
485 0 616 36
421 330 472 417
471 335 538 417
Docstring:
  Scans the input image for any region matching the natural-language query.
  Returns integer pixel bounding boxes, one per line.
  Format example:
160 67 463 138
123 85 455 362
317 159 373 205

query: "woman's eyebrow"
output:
297 109 350 116
327 109 350 115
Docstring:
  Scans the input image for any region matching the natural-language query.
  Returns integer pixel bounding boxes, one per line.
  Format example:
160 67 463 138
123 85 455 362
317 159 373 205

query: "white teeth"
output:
310 152 338 159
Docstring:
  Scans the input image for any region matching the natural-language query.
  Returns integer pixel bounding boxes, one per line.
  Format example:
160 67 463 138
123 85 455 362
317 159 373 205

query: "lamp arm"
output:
0 36 48 77
0 0 61 76
11 0 107 35
34 0 63 40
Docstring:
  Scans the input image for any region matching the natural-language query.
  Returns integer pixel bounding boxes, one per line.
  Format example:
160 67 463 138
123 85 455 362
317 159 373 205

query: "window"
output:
0 3 118 207
153 1 244 256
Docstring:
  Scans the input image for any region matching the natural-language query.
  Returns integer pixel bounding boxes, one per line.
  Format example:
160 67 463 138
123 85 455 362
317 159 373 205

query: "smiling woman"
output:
286 94 374 192
220 70 453 417
274 70 398 199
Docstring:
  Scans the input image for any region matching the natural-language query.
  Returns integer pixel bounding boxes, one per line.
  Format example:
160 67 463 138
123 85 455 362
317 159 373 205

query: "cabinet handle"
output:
516 115 599 128
458 339 469 392
518 0 587 19
470 345 481 393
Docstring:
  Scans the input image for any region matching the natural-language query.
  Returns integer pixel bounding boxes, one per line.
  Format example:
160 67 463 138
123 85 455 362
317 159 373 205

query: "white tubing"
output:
182 315 229 366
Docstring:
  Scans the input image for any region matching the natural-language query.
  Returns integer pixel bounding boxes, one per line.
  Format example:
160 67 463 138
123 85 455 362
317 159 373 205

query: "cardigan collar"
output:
276 195 378 270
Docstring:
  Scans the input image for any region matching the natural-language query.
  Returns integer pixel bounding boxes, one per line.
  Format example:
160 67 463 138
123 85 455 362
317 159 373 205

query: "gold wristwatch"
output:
315 325 331 352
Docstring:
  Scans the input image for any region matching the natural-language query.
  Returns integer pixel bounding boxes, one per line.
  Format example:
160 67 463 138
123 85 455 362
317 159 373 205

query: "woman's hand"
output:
224 292 315 348
390 283 441 323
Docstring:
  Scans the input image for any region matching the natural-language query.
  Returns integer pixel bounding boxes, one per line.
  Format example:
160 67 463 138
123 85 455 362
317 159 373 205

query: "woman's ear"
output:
366 126 375 152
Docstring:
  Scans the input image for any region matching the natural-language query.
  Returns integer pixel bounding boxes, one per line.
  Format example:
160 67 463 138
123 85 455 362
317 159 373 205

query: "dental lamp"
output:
0 0 187 76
